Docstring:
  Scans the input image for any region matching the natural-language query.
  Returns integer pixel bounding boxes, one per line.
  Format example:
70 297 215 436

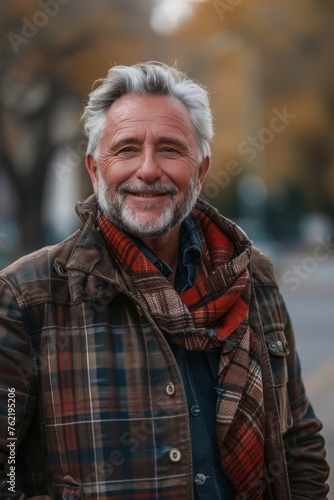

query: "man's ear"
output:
86 154 98 193
197 156 211 193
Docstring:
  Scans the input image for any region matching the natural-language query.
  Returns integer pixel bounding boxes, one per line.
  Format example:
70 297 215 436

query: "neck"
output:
140 225 180 272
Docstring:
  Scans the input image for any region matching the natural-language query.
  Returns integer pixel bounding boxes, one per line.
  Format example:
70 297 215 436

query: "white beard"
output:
97 172 199 239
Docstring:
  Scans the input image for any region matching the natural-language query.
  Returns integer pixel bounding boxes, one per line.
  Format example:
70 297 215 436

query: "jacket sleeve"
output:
282 300 330 499
0 277 37 499
251 248 330 498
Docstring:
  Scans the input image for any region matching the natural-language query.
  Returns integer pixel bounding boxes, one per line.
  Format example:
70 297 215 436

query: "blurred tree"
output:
173 0 334 236
1 0 334 264
0 0 157 260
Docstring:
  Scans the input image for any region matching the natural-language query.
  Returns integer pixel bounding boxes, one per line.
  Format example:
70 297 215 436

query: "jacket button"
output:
268 342 279 353
166 382 175 396
97 284 107 291
194 473 207 485
169 448 182 462
190 405 200 417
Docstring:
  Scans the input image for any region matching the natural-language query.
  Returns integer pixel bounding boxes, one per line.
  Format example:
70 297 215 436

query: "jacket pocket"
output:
62 476 82 500
265 330 293 434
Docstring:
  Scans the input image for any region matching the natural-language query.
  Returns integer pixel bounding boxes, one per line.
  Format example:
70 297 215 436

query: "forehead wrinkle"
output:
113 116 193 142
111 94 194 128
101 120 146 148
101 94 199 151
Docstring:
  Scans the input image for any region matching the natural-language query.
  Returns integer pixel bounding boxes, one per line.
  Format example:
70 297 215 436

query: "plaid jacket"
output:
0 196 329 499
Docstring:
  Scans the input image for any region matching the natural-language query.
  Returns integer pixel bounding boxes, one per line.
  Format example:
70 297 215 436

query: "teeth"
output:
133 193 163 197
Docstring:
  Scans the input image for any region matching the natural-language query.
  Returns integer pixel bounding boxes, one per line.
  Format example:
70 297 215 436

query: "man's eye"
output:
162 147 179 154
118 147 136 153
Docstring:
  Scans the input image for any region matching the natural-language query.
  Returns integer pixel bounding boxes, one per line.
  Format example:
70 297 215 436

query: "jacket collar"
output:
61 194 252 302
57 194 125 302
74 194 251 254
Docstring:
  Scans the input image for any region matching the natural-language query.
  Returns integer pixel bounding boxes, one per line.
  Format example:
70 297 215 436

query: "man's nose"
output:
136 151 162 182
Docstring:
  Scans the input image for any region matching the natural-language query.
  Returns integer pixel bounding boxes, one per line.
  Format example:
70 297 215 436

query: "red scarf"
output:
99 208 265 498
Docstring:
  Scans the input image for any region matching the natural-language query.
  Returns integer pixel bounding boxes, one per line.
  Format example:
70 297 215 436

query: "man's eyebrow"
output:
111 137 140 150
111 136 188 150
158 137 187 149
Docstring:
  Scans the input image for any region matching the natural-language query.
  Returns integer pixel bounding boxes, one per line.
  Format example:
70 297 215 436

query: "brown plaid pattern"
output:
0 195 328 498
99 208 265 498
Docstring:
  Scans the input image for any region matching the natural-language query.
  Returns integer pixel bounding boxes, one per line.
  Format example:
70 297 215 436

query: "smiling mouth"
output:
130 192 170 197
120 183 178 198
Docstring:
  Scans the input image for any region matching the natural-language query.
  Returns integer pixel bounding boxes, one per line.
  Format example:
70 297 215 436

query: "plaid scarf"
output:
99 208 265 498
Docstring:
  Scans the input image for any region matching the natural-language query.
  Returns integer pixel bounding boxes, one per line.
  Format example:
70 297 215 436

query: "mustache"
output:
118 181 179 195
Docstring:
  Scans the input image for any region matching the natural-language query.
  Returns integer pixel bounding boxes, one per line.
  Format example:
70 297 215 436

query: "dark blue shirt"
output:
132 216 202 293
133 216 234 498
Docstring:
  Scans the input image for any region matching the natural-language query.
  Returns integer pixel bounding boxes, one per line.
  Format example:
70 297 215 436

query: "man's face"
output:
86 94 210 239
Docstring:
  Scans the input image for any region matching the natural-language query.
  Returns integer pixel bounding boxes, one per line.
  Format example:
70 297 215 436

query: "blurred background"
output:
0 0 333 492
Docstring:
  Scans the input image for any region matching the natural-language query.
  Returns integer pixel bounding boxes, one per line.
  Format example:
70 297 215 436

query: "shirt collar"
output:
179 215 202 267
130 215 202 280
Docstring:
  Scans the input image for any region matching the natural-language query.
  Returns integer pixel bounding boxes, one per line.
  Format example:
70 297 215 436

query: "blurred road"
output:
276 249 334 497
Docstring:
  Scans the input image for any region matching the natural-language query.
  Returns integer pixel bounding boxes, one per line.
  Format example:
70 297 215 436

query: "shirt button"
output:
190 405 200 417
166 382 175 396
169 448 182 462
194 473 207 485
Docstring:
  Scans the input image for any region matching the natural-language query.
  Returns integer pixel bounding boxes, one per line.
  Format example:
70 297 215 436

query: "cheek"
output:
175 167 200 192
101 158 138 183
165 159 198 184
99 163 125 188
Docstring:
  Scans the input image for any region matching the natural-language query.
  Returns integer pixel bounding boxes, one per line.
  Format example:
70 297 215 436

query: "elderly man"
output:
0 62 329 499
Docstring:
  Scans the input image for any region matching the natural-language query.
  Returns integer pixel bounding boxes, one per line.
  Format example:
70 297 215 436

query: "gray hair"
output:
81 62 214 161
